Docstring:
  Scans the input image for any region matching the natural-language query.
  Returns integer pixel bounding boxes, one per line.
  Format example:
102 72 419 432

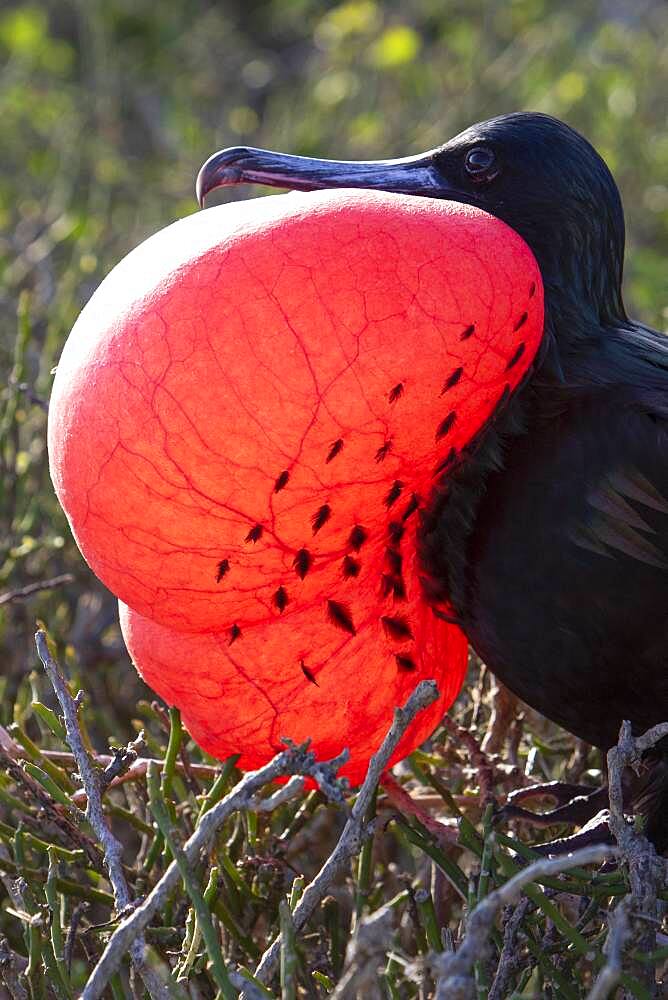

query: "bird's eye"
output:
464 147 497 182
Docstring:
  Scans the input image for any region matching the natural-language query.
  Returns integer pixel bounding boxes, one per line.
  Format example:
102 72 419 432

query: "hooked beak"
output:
196 145 453 207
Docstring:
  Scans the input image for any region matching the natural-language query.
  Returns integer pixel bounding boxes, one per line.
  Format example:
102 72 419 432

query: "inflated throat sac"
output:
49 188 544 780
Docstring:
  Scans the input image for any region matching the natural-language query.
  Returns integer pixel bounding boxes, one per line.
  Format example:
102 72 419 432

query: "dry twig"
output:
0 935 28 1000
441 714 497 806
0 574 74 607
35 631 133 913
380 772 458 847
481 678 519 756
585 897 632 1000
432 844 618 999
487 898 531 1000
35 629 174 1000
250 679 440 988
606 719 668 997
99 733 146 792
0 749 102 864
330 903 395 999
80 745 349 999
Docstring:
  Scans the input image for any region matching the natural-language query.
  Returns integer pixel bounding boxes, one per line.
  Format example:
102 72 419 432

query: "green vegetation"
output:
1 2 666 996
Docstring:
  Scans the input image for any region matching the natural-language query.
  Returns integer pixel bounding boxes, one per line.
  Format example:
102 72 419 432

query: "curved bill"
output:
196 145 450 207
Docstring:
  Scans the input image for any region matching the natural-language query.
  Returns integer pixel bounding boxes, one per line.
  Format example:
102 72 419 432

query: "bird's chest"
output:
418 394 668 746
419 385 599 627
418 409 588 734
416 395 534 625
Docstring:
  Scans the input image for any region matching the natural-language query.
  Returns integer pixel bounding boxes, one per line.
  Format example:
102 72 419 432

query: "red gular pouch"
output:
49 189 543 633
119 589 468 785
49 188 543 779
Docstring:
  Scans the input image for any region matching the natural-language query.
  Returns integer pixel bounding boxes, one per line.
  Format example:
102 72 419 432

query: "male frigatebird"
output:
197 112 668 851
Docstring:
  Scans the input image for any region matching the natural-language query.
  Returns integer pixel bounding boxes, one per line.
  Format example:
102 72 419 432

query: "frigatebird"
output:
197 112 668 852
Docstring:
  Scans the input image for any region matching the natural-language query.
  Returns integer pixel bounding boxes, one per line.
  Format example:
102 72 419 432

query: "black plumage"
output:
196 113 668 851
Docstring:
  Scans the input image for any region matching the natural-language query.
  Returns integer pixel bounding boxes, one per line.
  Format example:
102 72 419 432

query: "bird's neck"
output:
416 297 624 620
417 385 529 621
532 293 665 410
417 291 665 622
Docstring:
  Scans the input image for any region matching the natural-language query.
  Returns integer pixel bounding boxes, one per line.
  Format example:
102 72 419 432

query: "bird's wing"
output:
569 404 668 570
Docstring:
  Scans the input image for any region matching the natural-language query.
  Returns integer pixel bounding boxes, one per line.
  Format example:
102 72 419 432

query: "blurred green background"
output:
1 0 667 728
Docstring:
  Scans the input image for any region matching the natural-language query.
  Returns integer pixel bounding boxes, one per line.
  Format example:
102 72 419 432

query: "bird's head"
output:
197 112 628 367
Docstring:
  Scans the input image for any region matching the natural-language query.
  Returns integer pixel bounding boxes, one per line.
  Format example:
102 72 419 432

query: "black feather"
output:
326 600 356 635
